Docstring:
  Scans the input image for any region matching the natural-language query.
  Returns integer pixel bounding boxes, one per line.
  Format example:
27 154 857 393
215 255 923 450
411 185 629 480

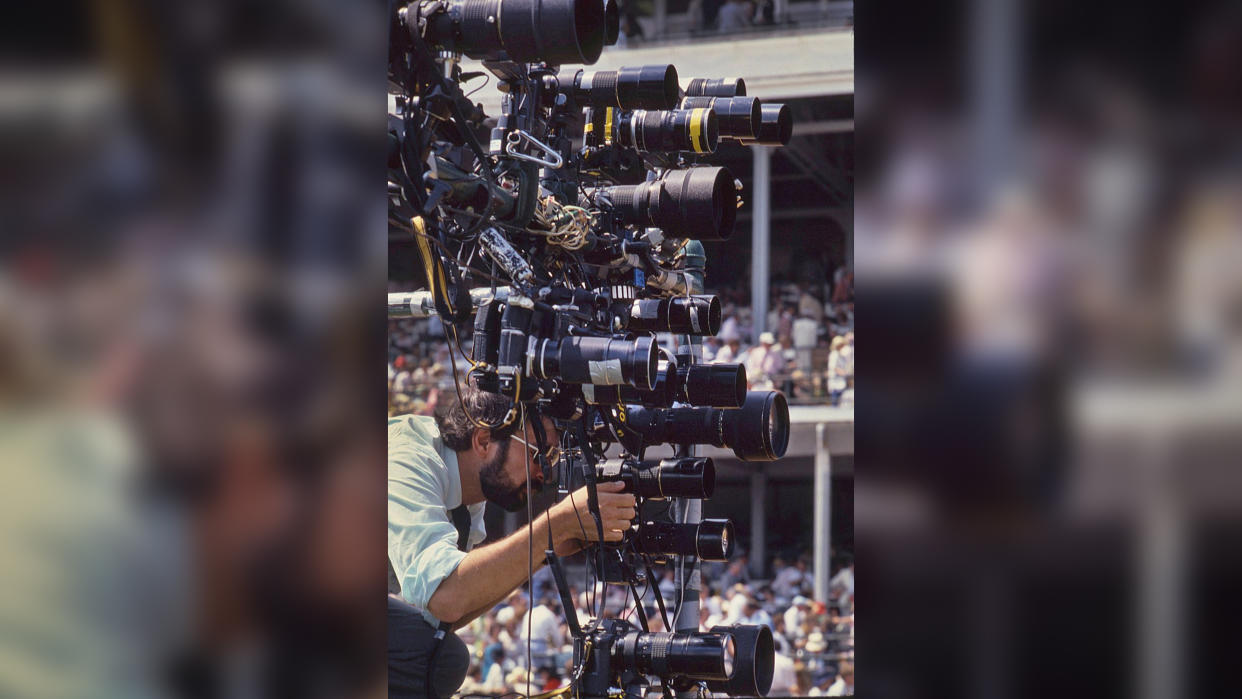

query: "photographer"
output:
388 385 637 698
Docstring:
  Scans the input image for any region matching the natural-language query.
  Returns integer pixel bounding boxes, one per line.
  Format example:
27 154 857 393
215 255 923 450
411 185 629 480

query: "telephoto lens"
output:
680 96 762 141
626 295 721 335
531 335 659 390
707 625 775 697
680 363 747 407
588 107 719 154
418 0 606 65
635 518 735 561
598 166 737 240
618 630 736 681
595 457 715 499
624 390 791 461
559 65 680 109
683 76 747 97
739 102 792 146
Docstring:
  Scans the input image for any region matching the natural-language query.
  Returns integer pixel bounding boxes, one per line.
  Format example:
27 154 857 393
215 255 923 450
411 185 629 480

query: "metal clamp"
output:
504 129 564 169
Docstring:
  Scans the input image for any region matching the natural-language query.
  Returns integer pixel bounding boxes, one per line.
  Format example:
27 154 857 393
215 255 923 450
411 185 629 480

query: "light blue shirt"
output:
388 415 487 625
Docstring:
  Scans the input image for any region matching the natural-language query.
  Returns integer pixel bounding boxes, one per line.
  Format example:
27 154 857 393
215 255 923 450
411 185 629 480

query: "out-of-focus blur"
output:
1 2 386 698
858 0 1242 697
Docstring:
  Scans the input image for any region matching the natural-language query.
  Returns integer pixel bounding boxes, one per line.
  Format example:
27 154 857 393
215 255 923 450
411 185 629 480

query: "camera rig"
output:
389 0 793 695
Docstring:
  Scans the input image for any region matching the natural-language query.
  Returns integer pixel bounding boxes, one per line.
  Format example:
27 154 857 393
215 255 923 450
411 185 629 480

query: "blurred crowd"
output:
450 552 855 697
389 269 855 415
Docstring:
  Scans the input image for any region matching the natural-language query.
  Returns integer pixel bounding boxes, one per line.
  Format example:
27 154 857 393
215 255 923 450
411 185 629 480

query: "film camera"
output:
388 0 795 694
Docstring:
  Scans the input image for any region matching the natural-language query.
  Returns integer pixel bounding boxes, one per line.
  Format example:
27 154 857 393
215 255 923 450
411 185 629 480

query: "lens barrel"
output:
681 363 747 407
625 390 790 461
627 295 721 335
635 519 735 561
619 631 736 681
680 96 762 141
561 65 680 109
426 0 606 65
533 335 658 390
738 102 792 146
600 166 737 240
606 108 718 153
707 625 774 697
683 77 747 97
596 457 715 498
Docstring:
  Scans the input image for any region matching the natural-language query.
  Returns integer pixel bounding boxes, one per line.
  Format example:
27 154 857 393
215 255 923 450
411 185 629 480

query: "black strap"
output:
450 504 471 552
426 504 472 699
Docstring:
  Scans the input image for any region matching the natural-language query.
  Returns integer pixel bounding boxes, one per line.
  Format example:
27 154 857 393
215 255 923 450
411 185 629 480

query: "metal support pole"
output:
750 469 767 578
751 146 771 345
813 423 832 602
970 0 1019 202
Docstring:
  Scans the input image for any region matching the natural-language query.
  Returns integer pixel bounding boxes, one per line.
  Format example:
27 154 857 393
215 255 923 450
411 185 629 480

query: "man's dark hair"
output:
434 384 521 451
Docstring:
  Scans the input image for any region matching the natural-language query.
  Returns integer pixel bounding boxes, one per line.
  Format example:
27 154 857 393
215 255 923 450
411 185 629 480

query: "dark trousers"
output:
388 596 470 698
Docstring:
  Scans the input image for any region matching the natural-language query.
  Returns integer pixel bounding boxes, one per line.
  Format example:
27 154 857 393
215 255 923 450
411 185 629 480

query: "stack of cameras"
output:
389 0 792 695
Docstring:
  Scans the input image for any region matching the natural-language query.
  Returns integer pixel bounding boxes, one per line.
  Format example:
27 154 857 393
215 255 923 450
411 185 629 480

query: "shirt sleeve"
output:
388 428 468 617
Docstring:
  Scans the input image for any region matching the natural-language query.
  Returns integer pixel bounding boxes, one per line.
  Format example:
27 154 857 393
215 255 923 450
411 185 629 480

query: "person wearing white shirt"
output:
825 662 854 696
518 600 565 666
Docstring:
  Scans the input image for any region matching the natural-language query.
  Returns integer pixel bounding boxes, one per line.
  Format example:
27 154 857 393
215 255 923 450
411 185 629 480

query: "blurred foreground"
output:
858 1 1242 697
2 2 386 698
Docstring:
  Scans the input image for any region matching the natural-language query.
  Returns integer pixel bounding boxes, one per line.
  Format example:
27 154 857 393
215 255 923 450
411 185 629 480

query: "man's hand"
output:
548 481 636 555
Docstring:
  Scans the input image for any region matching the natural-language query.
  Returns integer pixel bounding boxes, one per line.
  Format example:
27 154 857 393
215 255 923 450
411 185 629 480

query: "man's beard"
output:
478 440 530 513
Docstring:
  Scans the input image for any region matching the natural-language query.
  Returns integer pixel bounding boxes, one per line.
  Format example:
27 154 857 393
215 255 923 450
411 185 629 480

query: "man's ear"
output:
471 426 492 456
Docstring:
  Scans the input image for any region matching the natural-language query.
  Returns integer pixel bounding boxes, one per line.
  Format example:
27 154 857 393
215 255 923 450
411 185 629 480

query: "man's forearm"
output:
427 511 557 624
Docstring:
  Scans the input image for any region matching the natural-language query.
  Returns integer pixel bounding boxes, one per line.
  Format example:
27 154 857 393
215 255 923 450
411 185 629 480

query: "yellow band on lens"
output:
689 107 707 153
604 107 614 145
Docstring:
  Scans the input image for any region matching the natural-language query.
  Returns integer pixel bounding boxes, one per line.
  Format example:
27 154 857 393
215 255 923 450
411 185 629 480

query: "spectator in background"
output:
826 661 854 696
745 332 776 387
714 331 742 364
829 560 854 613
519 597 564 667
798 284 825 322
717 0 753 32
793 314 819 373
827 336 849 405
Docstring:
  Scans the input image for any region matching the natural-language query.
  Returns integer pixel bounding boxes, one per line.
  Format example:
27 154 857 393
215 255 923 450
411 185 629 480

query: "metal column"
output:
813 423 832 602
751 146 772 345
750 469 767 579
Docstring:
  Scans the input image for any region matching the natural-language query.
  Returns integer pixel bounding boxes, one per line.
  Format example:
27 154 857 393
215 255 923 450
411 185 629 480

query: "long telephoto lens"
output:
619 631 736 681
635 519 735 561
532 335 658 390
626 390 790 461
627 295 721 335
683 77 747 97
600 166 737 240
421 0 606 65
596 457 715 498
739 102 792 146
681 363 747 407
560 65 679 109
604 108 718 154
680 96 762 141
707 625 774 697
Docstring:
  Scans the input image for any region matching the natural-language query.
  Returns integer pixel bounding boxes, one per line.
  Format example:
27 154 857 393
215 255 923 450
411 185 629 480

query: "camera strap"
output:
424 503 473 699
